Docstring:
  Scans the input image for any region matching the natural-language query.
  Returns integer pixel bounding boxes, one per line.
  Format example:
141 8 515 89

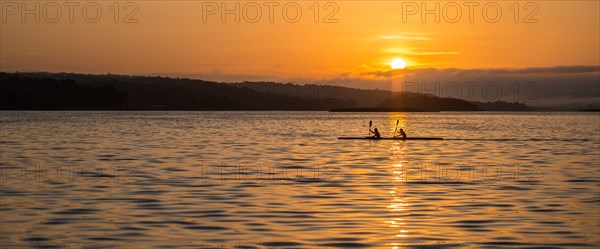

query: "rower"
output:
398 128 407 139
370 127 381 139
392 120 407 139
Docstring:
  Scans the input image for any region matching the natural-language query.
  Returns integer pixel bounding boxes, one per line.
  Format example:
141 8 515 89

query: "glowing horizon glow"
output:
0 1 598 83
391 58 407 70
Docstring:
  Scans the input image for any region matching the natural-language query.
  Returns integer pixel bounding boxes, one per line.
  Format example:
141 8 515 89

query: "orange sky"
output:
1 1 599 82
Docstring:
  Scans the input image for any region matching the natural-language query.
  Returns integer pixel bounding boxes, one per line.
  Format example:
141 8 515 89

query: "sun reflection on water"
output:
388 135 410 246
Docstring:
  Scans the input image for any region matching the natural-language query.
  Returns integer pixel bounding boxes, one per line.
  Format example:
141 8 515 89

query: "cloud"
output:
407 50 460 56
384 47 460 56
453 66 599 75
378 34 432 41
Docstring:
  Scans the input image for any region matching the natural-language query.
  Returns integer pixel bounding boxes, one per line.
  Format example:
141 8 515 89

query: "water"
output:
0 111 598 249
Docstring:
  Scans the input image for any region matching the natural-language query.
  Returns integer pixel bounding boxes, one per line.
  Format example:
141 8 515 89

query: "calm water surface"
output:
1 111 599 248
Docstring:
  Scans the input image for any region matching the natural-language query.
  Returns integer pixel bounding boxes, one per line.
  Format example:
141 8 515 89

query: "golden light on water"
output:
389 137 411 242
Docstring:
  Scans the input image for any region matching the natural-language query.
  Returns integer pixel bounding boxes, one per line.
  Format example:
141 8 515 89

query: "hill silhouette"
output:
0 72 533 111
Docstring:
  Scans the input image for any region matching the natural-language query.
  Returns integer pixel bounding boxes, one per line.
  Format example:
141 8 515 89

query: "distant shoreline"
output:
2 72 596 112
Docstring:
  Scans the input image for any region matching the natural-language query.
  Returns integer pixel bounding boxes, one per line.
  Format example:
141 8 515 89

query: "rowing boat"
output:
338 137 443 140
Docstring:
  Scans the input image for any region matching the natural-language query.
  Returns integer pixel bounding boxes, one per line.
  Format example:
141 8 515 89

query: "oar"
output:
393 120 399 137
368 120 372 137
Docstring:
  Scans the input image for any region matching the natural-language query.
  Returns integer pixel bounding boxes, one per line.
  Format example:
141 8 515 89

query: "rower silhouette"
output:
370 127 381 139
398 128 407 139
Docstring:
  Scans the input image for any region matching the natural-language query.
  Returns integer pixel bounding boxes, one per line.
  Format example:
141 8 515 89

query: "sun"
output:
391 58 406 70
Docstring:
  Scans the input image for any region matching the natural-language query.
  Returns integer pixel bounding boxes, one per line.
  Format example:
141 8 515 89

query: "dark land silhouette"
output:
0 72 534 111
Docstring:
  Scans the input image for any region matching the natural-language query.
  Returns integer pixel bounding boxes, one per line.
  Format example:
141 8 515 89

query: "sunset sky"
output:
1 1 599 105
